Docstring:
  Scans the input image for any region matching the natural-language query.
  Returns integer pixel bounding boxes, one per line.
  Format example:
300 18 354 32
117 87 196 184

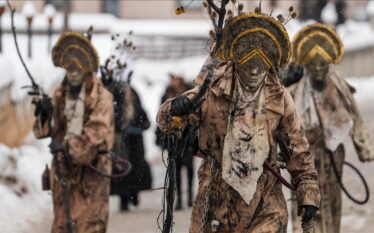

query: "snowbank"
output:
0 135 53 233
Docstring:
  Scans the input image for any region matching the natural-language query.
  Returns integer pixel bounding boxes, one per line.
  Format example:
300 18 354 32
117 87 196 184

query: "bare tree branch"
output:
7 0 38 89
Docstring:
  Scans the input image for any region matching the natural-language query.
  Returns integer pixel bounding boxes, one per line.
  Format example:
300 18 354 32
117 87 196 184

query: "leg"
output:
120 195 129 212
131 191 139 206
187 160 194 207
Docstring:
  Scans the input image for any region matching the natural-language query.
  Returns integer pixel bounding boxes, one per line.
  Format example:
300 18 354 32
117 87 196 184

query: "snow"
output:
337 20 374 51
43 4 56 18
368 1 374 16
347 76 374 103
21 1 37 17
321 2 338 25
0 136 53 233
0 56 14 90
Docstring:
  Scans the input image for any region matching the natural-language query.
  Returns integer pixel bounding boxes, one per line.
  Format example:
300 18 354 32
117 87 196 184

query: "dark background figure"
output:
112 85 152 211
155 73 195 210
335 0 347 26
299 0 328 22
103 74 152 211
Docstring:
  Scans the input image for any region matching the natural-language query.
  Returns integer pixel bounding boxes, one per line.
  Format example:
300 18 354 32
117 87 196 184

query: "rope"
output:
88 151 132 179
329 152 370 205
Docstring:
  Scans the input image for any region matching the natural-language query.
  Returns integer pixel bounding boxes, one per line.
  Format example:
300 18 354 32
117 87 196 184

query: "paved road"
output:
108 95 374 233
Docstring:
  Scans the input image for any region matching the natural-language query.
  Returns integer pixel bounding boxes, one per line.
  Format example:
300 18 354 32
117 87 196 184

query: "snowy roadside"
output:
0 135 53 233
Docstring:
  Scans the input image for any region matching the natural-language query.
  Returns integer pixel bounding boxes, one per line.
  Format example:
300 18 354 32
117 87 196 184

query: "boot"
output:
120 196 129 212
175 198 183 210
132 193 139 206
188 190 193 207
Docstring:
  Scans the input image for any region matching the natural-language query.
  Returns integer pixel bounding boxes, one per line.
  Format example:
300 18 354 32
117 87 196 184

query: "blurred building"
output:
10 0 368 20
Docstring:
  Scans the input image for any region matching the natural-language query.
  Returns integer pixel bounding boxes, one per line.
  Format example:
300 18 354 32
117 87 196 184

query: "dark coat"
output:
110 86 152 195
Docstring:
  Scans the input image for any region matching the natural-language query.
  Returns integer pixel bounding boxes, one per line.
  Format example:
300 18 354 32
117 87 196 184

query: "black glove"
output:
282 65 304 87
170 96 192 116
32 96 53 124
298 205 318 223
49 140 65 154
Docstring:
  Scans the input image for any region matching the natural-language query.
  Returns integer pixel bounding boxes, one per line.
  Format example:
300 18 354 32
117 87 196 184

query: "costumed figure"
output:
32 32 114 233
155 73 196 210
287 23 374 233
157 3 321 232
101 33 152 211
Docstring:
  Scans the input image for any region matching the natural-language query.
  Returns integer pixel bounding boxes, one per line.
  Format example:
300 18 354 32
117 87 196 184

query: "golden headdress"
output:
52 32 99 73
292 23 344 65
220 13 291 68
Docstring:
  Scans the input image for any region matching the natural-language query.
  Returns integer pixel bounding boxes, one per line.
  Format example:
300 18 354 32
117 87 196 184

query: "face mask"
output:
236 63 267 90
306 58 329 82
66 69 85 98
67 69 84 87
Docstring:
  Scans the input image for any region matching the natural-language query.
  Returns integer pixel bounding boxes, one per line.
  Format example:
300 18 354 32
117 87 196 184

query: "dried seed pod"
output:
209 30 216 39
111 35 115 40
116 33 120 37
289 6 294 12
255 6 260 14
291 12 298 19
203 2 208 8
175 7 185 15
211 11 217 19
227 10 233 17
238 3 244 13
277 14 285 24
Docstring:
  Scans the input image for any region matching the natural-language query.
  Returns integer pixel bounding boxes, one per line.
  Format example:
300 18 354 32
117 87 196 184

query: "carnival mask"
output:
306 56 329 82
236 58 267 89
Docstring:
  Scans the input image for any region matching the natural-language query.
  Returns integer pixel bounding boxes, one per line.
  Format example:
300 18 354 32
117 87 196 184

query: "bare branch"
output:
206 0 220 14
7 0 38 89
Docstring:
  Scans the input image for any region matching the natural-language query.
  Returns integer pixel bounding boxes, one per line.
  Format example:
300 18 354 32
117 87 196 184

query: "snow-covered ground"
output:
0 136 53 233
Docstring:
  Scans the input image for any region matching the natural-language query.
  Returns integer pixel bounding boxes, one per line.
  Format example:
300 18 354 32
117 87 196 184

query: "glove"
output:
298 205 318 223
170 96 192 116
283 64 304 87
32 96 53 124
49 140 65 154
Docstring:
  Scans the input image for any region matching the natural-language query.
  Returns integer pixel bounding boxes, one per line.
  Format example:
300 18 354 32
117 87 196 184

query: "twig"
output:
6 0 37 88
86 25 93 41
206 0 220 14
